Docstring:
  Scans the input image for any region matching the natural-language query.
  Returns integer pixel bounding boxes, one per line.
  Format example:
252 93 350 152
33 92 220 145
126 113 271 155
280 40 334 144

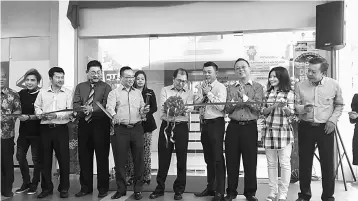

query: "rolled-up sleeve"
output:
294 83 306 114
106 89 117 117
56 90 73 120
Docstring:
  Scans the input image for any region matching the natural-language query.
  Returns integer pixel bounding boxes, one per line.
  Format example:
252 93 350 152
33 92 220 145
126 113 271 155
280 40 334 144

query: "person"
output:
1 68 22 197
106 66 150 200
125 70 157 186
225 58 264 201
295 57 344 201
194 62 227 201
15 69 42 195
149 68 193 200
34 67 73 199
261 67 295 201
73 60 112 198
349 94 358 166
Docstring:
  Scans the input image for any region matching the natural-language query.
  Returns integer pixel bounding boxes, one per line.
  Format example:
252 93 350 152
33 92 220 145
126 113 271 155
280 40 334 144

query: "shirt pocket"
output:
318 90 334 105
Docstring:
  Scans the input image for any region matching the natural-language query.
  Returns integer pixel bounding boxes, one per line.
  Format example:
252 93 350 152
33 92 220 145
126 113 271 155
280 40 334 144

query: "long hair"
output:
133 70 148 91
267 66 291 92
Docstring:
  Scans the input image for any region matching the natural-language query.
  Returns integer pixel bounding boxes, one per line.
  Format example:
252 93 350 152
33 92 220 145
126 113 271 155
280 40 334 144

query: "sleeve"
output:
12 91 22 114
56 90 73 120
328 82 344 125
72 84 82 113
34 90 43 115
286 90 295 116
245 84 264 112
224 85 238 114
207 84 227 111
106 89 117 117
148 90 157 115
185 90 194 113
294 83 306 114
350 94 358 124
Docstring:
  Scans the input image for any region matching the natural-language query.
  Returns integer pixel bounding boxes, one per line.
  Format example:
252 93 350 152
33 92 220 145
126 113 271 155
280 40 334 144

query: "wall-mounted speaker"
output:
316 1 346 51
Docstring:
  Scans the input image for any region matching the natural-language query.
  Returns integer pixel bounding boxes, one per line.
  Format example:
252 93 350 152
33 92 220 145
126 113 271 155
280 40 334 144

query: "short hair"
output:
267 66 291 92
87 60 102 71
133 70 148 91
48 67 65 78
203 61 218 71
24 69 42 83
120 66 132 77
173 68 188 79
308 57 329 74
234 58 250 67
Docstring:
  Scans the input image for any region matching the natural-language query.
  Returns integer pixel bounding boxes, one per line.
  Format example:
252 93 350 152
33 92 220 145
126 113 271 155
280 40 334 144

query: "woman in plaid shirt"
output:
262 67 295 201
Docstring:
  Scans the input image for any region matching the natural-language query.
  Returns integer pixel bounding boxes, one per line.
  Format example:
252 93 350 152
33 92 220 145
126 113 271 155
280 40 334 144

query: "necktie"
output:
200 95 209 121
85 84 95 122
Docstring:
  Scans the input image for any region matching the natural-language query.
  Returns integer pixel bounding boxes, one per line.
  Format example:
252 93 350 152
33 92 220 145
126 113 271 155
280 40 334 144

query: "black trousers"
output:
1 137 15 194
201 117 226 194
16 136 41 186
40 124 69 192
111 123 144 193
353 126 358 165
298 121 335 201
155 121 189 194
78 118 110 192
225 120 258 197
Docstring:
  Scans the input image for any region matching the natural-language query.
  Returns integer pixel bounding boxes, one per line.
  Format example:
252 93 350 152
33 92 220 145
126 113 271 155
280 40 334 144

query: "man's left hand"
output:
81 105 93 115
42 113 57 120
325 121 335 134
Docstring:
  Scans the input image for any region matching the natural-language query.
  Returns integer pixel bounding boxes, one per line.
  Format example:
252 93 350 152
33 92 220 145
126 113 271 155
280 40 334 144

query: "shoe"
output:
98 191 108 198
149 191 164 199
266 195 277 201
15 183 30 194
212 193 224 201
225 194 237 201
278 199 287 201
37 190 53 198
75 191 91 197
295 198 309 201
27 185 37 195
143 179 151 185
1 192 14 197
174 192 183 200
134 192 143 200
246 196 259 201
194 188 215 197
60 191 69 198
126 177 134 186
111 191 126 199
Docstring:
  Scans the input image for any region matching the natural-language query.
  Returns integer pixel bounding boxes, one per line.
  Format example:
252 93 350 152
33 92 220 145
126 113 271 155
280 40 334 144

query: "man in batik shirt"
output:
1 68 22 197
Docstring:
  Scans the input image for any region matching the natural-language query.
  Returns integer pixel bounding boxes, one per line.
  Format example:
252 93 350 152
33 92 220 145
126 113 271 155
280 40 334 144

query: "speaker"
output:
316 1 346 51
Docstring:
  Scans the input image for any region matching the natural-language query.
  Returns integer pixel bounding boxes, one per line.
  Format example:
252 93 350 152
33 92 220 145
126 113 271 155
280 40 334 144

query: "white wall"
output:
78 1 322 37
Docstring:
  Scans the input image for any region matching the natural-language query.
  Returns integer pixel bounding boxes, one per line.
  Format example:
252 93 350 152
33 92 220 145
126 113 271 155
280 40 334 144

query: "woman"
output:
125 70 157 185
261 67 295 201
349 94 358 165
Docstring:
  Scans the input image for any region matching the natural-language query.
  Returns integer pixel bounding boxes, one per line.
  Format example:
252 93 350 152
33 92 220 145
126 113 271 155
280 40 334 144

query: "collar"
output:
1 86 9 95
209 79 218 88
310 77 325 86
170 85 186 92
121 86 135 92
47 86 65 93
235 79 253 87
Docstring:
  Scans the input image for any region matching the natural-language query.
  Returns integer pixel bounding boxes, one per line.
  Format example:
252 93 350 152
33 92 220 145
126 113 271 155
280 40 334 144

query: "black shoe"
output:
194 188 215 197
225 194 237 201
246 195 258 201
295 198 309 201
212 193 225 201
27 184 37 195
37 190 53 198
134 192 143 200
15 183 30 194
111 191 126 199
143 180 151 185
126 177 134 186
174 192 183 200
149 191 164 199
98 191 108 198
75 191 91 197
60 191 69 198
1 192 14 197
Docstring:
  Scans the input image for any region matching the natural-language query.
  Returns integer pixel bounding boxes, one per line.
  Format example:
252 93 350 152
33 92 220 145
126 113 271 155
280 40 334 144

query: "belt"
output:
300 120 325 127
119 122 141 129
201 117 224 124
163 120 188 125
43 124 67 128
230 119 256 126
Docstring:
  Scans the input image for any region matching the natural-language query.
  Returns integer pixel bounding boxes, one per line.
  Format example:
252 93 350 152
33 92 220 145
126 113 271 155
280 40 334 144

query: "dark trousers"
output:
353 126 358 165
40 124 69 192
225 120 258 197
78 118 110 192
111 123 144 193
1 137 15 194
298 122 335 201
16 136 41 186
155 121 189 194
201 117 226 194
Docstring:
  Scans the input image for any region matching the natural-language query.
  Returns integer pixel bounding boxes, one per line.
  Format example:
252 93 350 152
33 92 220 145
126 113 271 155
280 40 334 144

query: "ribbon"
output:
164 108 178 148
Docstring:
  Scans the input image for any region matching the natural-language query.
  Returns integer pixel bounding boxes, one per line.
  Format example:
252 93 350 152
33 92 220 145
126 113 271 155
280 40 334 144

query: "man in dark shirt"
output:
73 60 112 198
15 69 42 195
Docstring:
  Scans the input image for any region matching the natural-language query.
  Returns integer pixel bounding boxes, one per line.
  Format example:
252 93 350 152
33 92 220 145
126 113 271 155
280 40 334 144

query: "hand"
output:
112 114 120 125
282 106 291 115
349 111 358 119
304 104 314 113
270 103 279 111
184 107 191 115
18 115 30 121
142 105 150 114
42 113 57 120
81 105 93 115
237 87 245 99
202 85 211 95
325 121 335 134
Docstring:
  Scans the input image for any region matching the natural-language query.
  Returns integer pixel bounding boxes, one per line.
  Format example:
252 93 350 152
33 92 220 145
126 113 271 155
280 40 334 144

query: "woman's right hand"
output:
349 111 358 119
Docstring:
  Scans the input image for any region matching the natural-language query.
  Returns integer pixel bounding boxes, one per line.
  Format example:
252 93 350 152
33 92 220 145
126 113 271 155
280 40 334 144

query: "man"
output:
73 60 112 198
295 57 344 201
225 58 264 201
15 69 42 195
106 66 149 200
1 68 22 197
34 67 73 199
194 62 227 201
149 68 193 201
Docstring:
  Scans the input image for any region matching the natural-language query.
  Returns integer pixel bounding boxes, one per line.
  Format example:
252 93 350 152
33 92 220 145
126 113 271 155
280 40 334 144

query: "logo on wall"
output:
246 46 257 61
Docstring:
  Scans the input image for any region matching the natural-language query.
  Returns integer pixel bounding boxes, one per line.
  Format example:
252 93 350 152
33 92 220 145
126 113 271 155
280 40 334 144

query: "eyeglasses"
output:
89 71 102 76
123 76 135 80
175 79 187 84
